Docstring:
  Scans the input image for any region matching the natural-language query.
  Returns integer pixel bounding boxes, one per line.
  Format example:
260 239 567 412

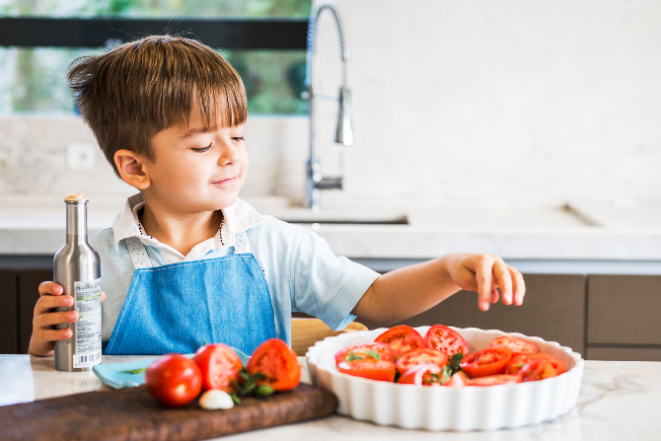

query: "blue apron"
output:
104 231 276 356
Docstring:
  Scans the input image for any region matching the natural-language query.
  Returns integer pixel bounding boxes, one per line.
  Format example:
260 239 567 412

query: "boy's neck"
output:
139 198 223 256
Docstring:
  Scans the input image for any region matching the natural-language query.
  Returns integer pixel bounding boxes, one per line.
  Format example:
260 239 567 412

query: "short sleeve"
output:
292 227 380 330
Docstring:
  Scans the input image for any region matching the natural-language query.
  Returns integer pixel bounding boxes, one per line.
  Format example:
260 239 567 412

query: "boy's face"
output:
144 107 248 213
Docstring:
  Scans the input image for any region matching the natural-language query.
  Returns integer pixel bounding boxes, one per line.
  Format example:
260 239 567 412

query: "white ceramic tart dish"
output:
306 326 584 431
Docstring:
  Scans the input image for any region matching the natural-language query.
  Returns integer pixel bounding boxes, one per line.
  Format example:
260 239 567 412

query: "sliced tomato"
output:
374 325 425 358
469 374 521 386
395 348 448 374
460 346 512 378
337 360 396 382
397 362 443 386
423 325 469 358
490 335 538 356
334 342 394 366
193 343 243 393
518 358 558 382
507 353 567 376
246 338 301 391
442 371 470 387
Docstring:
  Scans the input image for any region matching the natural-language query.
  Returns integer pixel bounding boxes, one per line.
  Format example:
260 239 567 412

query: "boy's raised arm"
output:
351 253 526 324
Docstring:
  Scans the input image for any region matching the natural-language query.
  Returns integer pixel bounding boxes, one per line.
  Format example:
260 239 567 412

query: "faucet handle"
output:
335 86 353 146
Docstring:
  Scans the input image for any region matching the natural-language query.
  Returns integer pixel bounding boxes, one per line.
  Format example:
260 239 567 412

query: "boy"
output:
29 36 525 357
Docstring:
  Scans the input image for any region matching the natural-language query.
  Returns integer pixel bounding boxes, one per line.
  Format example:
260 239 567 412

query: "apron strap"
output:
125 237 153 269
125 231 252 269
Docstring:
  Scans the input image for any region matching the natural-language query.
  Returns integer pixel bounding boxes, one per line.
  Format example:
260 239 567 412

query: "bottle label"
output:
73 278 102 369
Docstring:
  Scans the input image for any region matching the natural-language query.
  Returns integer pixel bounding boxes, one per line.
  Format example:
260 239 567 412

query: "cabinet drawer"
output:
587 275 661 345
586 346 661 362
357 274 586 356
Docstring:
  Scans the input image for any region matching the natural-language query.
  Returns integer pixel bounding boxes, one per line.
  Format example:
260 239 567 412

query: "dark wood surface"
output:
0 383 338 441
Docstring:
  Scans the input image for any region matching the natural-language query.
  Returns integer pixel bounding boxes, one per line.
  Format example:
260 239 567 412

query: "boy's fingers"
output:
493 259 513 305
34 295 73 315
37 311 78 328
490 287 499 304
509 266 526 305
38 328 72 342
101 291 106 303
474 255 494 311
38 281 64 296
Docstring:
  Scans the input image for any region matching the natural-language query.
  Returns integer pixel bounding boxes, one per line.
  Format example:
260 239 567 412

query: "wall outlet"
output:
66 143 96 171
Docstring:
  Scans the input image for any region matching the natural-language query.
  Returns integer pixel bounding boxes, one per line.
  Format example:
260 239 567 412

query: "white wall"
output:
1 0 660 206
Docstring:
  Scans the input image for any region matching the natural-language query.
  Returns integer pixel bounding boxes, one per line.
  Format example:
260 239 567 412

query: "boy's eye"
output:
192 144 212 152
231 136 245 142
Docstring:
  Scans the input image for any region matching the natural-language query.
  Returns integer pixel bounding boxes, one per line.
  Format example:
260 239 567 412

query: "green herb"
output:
440 352 464 384
344 350 363 362
120 368 147 374
229 368 275 405
364 350 381 361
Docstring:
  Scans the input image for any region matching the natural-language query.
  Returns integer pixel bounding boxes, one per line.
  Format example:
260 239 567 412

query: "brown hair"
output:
67 35 247 176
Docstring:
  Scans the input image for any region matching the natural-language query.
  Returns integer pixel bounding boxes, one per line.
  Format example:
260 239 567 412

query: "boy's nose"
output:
217 143 238 165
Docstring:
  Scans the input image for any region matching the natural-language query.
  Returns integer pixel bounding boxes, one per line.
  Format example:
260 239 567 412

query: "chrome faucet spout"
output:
305 2 352 210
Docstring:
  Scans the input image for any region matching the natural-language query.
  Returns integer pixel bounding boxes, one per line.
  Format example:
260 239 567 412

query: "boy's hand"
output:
444 253 526 311
29 281 106 356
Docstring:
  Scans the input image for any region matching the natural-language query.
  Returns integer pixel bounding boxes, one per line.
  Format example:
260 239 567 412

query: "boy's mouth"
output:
212 177 237 186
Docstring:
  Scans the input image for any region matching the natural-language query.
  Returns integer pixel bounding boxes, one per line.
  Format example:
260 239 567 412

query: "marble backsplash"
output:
2 0 661 207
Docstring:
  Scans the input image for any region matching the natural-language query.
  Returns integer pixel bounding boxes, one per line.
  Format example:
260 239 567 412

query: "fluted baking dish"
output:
306 326 583 431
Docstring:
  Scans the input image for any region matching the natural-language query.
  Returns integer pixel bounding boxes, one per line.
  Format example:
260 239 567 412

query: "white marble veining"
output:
0 355 659 440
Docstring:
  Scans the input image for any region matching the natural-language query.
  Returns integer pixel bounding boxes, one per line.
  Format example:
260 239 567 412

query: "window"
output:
0 0 310 114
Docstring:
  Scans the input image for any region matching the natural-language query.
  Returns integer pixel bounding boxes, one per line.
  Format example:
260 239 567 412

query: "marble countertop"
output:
0 355 659 440
2 194 661 261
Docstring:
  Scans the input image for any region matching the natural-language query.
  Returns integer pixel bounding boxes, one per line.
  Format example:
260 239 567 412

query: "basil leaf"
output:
364 350 381 361
120 368 146 374
345 350 363 362
229 392 242 406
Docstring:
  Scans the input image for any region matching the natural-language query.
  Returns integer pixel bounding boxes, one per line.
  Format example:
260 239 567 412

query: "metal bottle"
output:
53 193 102 372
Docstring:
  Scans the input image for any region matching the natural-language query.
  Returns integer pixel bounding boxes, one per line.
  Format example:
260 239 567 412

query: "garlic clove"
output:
199 390 235 410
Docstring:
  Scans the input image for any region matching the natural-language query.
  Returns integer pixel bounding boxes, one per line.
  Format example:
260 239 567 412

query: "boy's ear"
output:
114 150 151 190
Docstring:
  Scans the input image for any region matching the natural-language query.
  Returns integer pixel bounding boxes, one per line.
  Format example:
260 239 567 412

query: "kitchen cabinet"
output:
587 275 661 361
3 257 661 361
0 270 18 354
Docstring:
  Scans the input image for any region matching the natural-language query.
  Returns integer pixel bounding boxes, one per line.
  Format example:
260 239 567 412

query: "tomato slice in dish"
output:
460 346 512 378
469 374 521 386
375 325 425 358
193 343 243 393
337 360 397 382
518 358 558 382
334 342 394 366
443 371 470 387
490 335 538 356
507 353 567 376
397 362 443 386
423 325 469 358
395 348 448 374
246 338 301 391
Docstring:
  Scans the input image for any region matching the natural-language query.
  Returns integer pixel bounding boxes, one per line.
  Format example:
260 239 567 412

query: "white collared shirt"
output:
111 193 264 265
91 193 380 348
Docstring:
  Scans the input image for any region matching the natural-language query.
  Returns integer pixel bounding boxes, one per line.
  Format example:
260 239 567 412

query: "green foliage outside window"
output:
0 0 310 115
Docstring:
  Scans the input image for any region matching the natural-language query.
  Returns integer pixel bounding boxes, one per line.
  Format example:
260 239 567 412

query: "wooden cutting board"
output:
0 383 338 441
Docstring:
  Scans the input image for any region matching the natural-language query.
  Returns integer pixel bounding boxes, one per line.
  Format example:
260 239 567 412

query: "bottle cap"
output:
64 193 89 202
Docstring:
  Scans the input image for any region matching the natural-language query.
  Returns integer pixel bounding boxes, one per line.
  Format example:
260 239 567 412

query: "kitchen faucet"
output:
304 2 353 211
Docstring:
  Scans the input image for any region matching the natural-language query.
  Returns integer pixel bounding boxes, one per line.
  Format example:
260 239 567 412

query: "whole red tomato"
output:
246 338 301 391
193 343 243 393
145 354 203 407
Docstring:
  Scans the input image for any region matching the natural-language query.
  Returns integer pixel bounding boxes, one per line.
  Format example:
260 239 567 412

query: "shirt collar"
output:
111 193 265 252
